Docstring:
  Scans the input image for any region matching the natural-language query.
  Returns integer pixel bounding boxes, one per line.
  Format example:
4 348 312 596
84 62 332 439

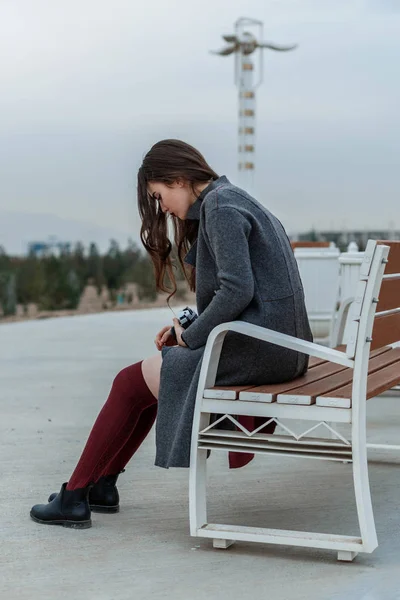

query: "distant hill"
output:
0 210 140 255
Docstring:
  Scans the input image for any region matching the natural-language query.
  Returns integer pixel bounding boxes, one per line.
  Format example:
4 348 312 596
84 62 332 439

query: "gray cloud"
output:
368 0 400 12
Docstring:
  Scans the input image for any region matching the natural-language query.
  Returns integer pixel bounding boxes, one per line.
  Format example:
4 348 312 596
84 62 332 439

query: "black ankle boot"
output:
89 472 121 513
48 470 123 514
30 483 92 528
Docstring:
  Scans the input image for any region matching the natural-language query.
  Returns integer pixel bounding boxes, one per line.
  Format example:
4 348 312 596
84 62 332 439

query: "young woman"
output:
30 139 312 529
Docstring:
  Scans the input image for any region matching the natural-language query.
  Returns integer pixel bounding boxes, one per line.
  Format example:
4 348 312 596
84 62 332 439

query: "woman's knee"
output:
112 362 143 389
141 354 162 399
111 357 161 398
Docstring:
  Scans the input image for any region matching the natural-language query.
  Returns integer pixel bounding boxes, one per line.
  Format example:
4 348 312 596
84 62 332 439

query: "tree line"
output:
0 240 186 317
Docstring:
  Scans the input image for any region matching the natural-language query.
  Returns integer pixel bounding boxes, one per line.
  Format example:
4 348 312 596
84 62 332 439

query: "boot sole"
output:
30 512 92 529
91 504 119 514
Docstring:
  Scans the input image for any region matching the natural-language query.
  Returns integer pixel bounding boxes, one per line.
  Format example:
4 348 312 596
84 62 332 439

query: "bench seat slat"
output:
318 359 400 402
238 361 348 402
309 345 389 369
205 362 347 401
203 385 255 400
308 356 327 368
277 348 400 406
204 347 392 401
308 345 346 368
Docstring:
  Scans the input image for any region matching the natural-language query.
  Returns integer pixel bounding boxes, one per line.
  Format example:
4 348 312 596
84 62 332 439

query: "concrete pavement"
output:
1 310 400 600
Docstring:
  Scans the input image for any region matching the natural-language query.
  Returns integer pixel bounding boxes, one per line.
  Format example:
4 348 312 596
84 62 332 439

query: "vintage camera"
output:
170 306 198 342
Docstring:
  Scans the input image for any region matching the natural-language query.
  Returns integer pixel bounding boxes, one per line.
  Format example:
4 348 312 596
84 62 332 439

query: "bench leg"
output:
337 551 358 562
213 539 235 549
352 405 378 554
189 414 210 536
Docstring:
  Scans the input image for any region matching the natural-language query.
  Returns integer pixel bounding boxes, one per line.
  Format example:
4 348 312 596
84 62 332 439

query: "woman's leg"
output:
101 354 162 475
66 355 162 490
141 353 163 398
104 405 157 476
95 354 163 476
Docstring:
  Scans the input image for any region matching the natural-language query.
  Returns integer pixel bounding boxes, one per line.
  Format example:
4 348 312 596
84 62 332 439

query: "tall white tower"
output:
211 17 297 194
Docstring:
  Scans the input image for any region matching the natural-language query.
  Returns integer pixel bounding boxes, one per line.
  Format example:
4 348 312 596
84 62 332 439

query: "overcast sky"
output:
0 0 399 252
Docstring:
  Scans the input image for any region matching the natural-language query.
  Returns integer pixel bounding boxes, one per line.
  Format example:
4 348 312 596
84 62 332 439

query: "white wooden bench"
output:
189 239 400 561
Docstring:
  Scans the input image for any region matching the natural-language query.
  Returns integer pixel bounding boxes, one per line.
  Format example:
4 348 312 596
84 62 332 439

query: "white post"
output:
237 52 255 195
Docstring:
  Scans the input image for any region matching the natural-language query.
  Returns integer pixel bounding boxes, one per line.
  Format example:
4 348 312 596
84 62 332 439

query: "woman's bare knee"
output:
141 354 163 399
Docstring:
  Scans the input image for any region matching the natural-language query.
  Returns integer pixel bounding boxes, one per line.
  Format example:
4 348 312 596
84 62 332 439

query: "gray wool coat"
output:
155 176 313 469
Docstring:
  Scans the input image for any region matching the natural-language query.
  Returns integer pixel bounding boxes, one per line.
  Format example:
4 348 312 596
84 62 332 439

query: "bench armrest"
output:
198 321 354 391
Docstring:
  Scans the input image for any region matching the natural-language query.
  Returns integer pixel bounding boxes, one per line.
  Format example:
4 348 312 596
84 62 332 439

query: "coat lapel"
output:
183 240 198 268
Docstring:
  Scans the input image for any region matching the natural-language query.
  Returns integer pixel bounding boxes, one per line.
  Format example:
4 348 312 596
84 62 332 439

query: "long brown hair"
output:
137 139 218 301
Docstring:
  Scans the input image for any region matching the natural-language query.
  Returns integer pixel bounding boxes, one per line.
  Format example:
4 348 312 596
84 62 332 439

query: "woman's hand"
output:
155 326 176 351
172 318 188 348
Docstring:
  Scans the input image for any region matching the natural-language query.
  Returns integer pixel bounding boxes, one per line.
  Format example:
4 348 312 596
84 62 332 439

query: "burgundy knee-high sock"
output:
104 404 157 476
66 361 157 490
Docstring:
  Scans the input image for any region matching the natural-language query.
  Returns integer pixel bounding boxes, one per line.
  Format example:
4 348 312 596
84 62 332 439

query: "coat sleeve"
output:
181 206 254 350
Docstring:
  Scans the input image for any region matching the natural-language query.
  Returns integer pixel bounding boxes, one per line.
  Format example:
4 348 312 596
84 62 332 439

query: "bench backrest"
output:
345 240 400 360
371 241 400 350
341 240 400 414
291 241 331 249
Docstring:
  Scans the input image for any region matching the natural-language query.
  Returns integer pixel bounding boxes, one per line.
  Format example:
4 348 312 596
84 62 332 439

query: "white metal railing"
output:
294 243 340 340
